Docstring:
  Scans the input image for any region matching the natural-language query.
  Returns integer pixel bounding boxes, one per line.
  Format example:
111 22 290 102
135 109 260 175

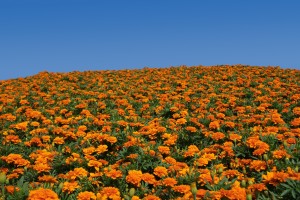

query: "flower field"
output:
1 65 300 200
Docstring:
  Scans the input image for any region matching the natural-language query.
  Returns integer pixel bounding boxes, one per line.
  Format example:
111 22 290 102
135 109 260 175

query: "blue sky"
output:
0 0 299 80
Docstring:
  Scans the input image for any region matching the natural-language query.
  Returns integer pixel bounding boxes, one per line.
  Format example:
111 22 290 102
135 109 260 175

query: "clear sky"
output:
1 0 299 80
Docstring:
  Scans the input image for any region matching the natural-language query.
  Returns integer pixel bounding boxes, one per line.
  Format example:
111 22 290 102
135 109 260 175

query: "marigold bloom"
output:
38 175 58 183
211 132 225 141
209 120 220 130
272 149 290 159
229 133 242 141
28 188 59 200
142 173 157 185
5 185 20 194
66 167 89 180
106 136 118 144
95 145 108 154
143 195 161 200
220 185 246 200
1 153 30 167
195 153 216 167
158 146 170 155
291 118 300 127
4 135 22 144
225 121 235 128
126 170 143 186
154 166 168 178
248 183 267 192
33 163 52 173
172 185 190 193
250 160 267 172
184 145 200 157
186 126 197 132
98 187 121 200
77 191 97 200
176 118 187 125
293 107 300 116
162 177 177 187
62 181 80 194
262 171 289 186
106 169 123 179
14 121 28 131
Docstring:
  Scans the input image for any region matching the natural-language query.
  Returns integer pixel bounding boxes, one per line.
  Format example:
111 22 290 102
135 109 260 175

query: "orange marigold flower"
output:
77 191 97 200
229 133 242 141
106 169 123 179
66 167 89 180
248 183 267 192
95 145 108 154
1 153 30 167
222 170 241 178
211 132 225 141
216 113 225 119
162 177 177 187
291 118 300 127
293 107 300 116
28 188 59 200
225 121 235 128
246 136 260 148
184 145 200 157
53 137 65 145
30 121 40 127
262 171 289 186
33 163 52 173
195 153 216 167
38 175 58 183
176 118 187 125
209 120 220 130
220 185 246 200
98 187 121 199
186 126 197 132
83 147 96 155
172 185 190 193
5 185 20 194
272 149 290 159
131 196 140 200
154 166 168 178
158 146 170 155
250 160 267 172
106 136 118 144
286 137 296 144
144 195 161 200
127 153 138 159
14 121 28 131
164 156 177 165
4 135 22 144
62 181 80 194
253 148 267 156
126 170 143 186
142 173 157 185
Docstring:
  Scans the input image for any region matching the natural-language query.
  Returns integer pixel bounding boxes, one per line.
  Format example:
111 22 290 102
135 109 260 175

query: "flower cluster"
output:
0 65 300 199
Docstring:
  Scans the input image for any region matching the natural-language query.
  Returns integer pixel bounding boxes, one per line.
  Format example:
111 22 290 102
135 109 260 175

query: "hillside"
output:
0 65 300 200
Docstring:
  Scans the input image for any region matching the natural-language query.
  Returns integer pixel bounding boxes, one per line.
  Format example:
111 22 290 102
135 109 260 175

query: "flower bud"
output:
218 168 223 174
0 172 6 184
242 167 247 174
190 182 197 195
246 194 252 200
248 180 253 185
263 154 268 161
241 180 247 188
129 188 135 197
58 182 64 190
